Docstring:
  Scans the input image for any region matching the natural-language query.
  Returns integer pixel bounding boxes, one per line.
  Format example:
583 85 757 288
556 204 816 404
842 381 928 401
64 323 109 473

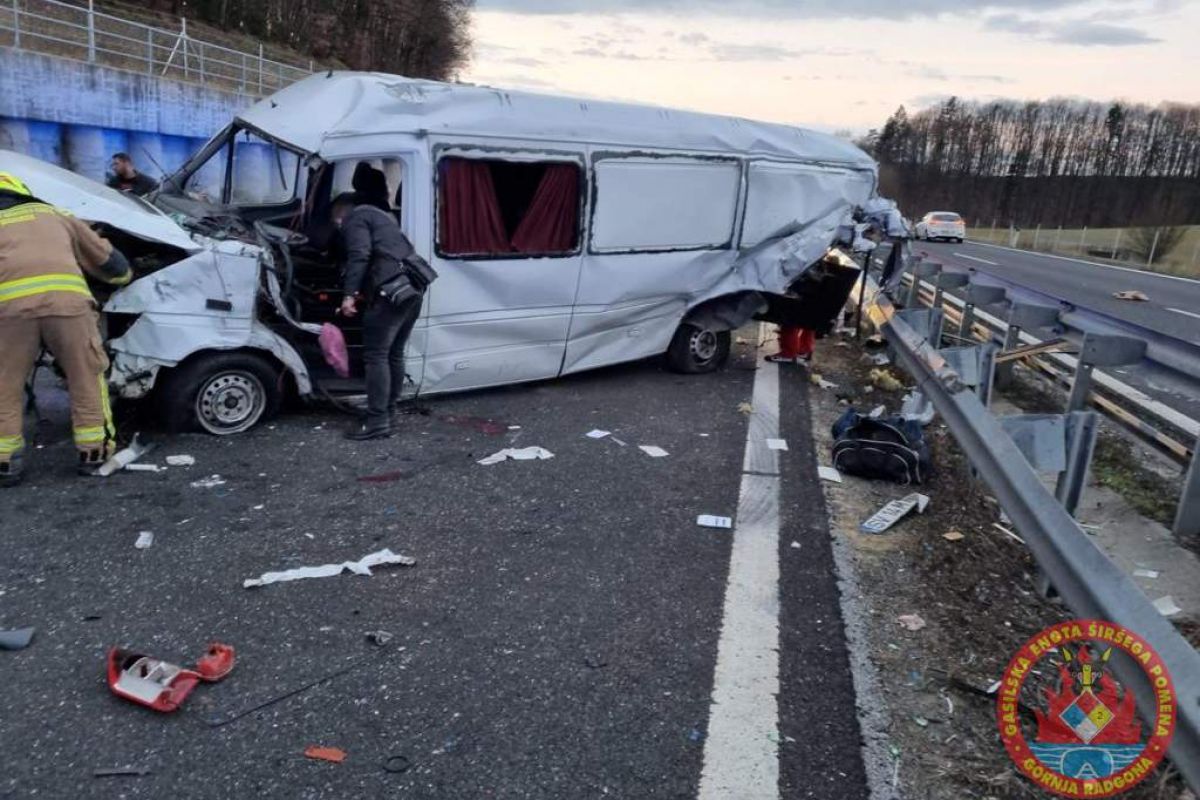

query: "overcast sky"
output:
462 0 1198 133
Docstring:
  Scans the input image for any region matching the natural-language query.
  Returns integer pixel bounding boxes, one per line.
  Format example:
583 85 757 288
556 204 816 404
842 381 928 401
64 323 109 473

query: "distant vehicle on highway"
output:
915 211 966 242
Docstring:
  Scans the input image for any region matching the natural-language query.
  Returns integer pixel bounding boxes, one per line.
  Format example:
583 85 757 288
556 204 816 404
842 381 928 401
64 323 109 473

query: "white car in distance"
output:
915 211 966 242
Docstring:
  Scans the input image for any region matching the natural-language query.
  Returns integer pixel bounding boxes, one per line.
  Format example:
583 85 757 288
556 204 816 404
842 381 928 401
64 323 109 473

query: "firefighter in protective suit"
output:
0 171 132 486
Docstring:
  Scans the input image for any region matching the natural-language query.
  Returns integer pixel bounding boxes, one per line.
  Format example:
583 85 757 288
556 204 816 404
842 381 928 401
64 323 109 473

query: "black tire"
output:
156 351 282 435
666 323 731 374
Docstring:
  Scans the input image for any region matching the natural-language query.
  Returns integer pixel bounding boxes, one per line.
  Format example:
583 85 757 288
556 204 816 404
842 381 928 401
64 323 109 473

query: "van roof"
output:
237 72 876 170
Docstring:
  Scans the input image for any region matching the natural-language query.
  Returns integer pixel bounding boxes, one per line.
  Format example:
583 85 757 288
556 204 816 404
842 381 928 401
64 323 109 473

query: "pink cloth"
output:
320 323 350 378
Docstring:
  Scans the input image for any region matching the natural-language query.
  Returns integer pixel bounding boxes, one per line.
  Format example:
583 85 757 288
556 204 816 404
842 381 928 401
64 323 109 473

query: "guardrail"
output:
0 0 314 96
861 276 1200 792
889 255 1200 542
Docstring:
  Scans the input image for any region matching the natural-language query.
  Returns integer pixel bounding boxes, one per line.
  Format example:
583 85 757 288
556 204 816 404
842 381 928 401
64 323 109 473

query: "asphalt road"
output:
0 336 869 799
917 240 1200 345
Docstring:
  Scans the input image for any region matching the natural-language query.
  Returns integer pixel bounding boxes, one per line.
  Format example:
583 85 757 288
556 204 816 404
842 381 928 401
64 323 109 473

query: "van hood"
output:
0 150 200 253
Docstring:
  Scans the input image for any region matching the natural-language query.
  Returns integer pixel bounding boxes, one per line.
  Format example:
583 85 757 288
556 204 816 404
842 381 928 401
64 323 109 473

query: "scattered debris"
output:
107 643 235 712
1153 596 1183 617
365 630 394 646
991 523 1025 545
97 435 153 477
165 455 196 467
124 463 163 473
986 680 1002 695
790 541 801 549
244 549 415 589
810 374 838 390
585 430 611 439
610 437 628 447
696 515 733 530
1112 290 1149 302
477 447 555 466
304 746 347 764
865 353 891 366
357 470 412 484
942 530 965 542
900 392 935 426
817 466 843 483
766 438 789 451
861 493 931 534
0 627 35 650
897 614 927 632
638 446 669 458
737 402 754 414
383 755 413 774
1133 568 1160 579
583 655 608 669
190 475 226 489
868 405 886 418
134 531 154 550
868 368 904 392
688 728 706 743
93 767 152 778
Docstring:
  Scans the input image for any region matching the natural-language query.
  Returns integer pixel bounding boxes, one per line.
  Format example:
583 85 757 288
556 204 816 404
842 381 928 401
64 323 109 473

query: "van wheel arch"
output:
155 349 287 435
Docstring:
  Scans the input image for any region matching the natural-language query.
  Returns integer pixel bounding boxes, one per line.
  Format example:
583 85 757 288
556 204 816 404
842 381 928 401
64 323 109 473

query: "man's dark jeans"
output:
362 295 422 431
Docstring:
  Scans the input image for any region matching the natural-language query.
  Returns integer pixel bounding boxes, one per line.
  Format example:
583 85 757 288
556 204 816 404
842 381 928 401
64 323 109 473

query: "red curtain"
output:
511 165 580 254
439 159 510 255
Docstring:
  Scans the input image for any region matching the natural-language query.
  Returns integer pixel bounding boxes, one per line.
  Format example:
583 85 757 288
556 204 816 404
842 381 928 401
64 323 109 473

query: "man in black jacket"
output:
333 192 423 441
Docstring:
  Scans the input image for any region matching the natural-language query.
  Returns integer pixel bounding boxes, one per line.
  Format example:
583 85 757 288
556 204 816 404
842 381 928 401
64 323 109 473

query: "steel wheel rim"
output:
195 371 266 435
690 328 719 362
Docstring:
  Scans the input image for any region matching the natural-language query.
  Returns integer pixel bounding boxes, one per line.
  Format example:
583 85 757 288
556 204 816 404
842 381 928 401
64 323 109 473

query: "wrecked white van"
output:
5 72 886 435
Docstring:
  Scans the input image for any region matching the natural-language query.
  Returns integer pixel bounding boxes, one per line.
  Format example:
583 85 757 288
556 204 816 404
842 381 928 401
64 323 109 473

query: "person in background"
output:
107 153 158 196
0 171 132 486
331 192 423 441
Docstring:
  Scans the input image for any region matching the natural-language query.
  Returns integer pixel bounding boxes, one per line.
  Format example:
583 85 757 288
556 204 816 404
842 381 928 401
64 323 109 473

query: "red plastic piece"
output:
107 642 236 713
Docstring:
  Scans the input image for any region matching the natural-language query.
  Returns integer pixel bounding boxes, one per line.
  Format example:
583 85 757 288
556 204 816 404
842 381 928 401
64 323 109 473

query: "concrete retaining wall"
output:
0 48 252 183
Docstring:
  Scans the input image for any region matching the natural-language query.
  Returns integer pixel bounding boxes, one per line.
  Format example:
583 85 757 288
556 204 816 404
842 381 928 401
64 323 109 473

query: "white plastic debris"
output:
585 430 611 439
766 438 789 451
897 614 927 632
243 548 416 589
1133 568 1160 579
96 434 151 477
811 376 838 390
190 475 226 489
124 463 163 473
1153 596 1183 617
861 493 930 534
134 531 154 550
166 455 196 467
638 446 669 458
477 447 555 465
696 515 733 530
817 466 843 483
868 405 886 418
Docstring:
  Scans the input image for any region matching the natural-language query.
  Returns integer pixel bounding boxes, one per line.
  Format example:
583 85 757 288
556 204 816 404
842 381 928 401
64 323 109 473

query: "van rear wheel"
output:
157 352 282 435
666 323 730 374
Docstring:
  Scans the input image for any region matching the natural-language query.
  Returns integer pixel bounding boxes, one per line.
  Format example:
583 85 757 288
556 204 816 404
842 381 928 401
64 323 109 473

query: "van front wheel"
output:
666 323 730 374
157 352 282 435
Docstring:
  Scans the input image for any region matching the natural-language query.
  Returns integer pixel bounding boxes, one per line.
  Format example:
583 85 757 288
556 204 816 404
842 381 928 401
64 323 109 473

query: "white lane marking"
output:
953 252 997 266
967 240 1200 286
699 353 781 800
1167 307 1200 321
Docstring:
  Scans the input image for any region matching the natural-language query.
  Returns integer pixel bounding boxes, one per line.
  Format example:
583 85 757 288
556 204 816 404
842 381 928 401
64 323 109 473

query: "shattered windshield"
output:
172 126 301 207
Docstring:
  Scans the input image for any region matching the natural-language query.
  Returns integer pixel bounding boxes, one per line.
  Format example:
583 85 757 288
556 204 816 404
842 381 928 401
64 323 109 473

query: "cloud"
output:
982 13 1161 46
707 43 807 61
476 0 1093 20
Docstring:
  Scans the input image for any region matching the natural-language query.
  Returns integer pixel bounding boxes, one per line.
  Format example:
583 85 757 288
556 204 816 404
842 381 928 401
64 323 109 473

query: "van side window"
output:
590 157 741 253
437 157 582 258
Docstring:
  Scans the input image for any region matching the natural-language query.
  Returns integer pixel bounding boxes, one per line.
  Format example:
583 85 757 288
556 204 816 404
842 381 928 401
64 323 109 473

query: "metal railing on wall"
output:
0 0 314 96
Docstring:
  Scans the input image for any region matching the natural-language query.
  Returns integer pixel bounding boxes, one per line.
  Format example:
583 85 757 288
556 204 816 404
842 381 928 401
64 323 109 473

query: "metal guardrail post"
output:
959 284 1007 340
932 271 969 310
11 0 19 49
258 43 264 95
86 0 95 62
907 260 941 309
1067 333 1149 412
1177 450 1200 540
866 291 1200 791
998 303 1061 388
1055 411 1100 516
145 27 153 75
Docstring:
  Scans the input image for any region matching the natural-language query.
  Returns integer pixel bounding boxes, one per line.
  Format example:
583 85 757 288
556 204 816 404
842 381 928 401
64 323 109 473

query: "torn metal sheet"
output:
0 627 35 650
477 447 555 466
861 493 931 534
243 548 416 589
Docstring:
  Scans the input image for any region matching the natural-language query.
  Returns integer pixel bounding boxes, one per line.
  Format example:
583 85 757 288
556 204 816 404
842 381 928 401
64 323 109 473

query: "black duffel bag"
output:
831 408 932 485
377 252 439 307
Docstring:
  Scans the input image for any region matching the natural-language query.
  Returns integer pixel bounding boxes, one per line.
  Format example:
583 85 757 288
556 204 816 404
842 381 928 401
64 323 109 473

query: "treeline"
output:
123 0 473 80
861 99 1200 228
